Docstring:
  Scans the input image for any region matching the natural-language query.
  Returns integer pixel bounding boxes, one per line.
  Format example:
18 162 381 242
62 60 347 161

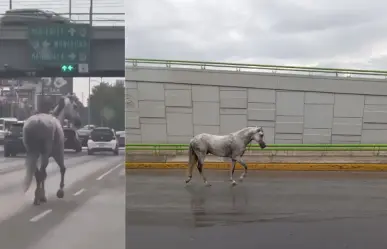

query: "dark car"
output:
0 9 72 26
87 127 119 155
115 131 125 147
77 128 92 147
63 127 82 153
4 121 25 157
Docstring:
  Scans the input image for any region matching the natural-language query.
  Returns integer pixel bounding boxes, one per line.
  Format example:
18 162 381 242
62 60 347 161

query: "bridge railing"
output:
126 143 387 154
125 58 387 80
0 12 124 26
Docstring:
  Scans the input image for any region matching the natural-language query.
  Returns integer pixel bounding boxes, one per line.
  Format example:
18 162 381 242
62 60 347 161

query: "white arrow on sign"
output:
68 53 76 60
68 28 76 36
53 78 68 88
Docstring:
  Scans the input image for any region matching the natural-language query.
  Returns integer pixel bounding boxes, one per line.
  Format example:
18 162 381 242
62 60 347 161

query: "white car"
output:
87 127 119 155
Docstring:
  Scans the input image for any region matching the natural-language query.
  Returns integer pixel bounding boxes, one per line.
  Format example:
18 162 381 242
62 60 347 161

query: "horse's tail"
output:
188 142 198 177
23 153 38 192
22 121 41 192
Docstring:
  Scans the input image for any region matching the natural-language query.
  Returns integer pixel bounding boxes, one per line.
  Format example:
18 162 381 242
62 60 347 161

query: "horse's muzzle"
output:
259 142 266 149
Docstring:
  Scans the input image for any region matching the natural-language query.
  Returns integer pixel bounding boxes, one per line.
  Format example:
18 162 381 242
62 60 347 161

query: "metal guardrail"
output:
0 12 124 26
126 144 387 152
125 58 387 80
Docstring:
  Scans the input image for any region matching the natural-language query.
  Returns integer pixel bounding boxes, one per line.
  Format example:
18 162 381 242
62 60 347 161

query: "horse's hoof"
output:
56 189 64 198
205 182 212 187
40 196 47 203
239 177 244 182
231 181 237 186
33 199 40 206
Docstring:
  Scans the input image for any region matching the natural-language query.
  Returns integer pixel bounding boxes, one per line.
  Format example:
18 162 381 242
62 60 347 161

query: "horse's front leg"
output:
230 159 237 186
235 157 248 181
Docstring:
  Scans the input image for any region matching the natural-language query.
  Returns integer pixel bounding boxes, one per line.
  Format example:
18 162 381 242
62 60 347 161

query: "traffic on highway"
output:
0 145 125 249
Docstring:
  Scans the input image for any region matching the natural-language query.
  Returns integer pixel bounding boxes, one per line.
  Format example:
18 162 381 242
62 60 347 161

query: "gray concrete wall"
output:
126 67 387 144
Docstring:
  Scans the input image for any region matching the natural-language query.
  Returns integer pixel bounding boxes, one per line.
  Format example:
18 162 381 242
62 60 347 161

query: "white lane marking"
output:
29 209 52 222
73 188 86 196
96 164 122 181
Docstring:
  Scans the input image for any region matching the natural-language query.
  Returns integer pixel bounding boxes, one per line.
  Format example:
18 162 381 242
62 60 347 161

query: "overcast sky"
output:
126 0 387 70
0 0 124 106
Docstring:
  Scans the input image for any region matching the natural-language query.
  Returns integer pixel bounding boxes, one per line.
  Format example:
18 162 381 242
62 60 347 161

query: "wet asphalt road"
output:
127 170 387 249
0 149 125 249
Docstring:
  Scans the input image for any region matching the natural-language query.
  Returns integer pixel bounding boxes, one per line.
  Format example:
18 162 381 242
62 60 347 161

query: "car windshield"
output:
92 129 114 137
10 124 23 134
64 129 76 138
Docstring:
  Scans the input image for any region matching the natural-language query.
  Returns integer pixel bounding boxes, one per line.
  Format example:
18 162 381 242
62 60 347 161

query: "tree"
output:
89 81 124 131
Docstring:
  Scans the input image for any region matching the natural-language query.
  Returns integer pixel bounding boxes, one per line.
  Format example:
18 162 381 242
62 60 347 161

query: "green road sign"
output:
28 24 90 66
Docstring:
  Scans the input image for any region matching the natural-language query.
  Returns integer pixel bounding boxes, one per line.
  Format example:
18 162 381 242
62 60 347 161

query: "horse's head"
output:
53 93 82 129
252 126 266 149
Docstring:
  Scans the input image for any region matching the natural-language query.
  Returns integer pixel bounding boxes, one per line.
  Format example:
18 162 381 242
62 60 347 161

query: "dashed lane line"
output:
96 164 122 181
73 188 86 196
29 209 52 222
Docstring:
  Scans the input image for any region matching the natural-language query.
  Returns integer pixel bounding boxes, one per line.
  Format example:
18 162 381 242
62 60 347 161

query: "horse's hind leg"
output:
53 153 66 198
197 155 211 186
39 154 49 203
33 169 42 205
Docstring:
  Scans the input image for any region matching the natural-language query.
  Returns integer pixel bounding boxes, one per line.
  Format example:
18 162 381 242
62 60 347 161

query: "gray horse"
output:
185 126 266 186
23 94 82 205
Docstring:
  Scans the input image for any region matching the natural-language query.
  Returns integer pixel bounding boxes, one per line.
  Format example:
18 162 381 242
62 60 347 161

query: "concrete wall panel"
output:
194 125 220 135
220 90 247 108
334 94 364 117
276 91 304 116
248 89 276 103
139 101 165 118
304 104 333 129
141 123 167 143
305 92 334 104
166 113 193 136
192 86 219 102
193 102 220 125
276 116 303 134
361 130 387 143
138 83 164 101
332 117 362 135
248 103 275 121
220 114 247 134
165 89 192 107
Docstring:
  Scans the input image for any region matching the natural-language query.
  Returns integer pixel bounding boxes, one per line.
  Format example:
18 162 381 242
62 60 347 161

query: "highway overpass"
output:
0 25 124 77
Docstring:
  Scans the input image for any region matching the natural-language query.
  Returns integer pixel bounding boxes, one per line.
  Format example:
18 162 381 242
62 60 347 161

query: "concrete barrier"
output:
126 151 387 171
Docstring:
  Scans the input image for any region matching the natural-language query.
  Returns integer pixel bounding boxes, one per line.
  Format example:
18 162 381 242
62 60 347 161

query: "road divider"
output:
125 162 387 171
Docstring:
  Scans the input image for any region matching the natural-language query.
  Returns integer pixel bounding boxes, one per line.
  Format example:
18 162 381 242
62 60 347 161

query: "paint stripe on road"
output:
29 209 52 222
96 164 122 180
73 188 86 196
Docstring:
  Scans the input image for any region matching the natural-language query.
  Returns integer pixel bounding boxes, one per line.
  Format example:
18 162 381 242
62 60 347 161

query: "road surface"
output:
127 169 387 249
0 150 125 249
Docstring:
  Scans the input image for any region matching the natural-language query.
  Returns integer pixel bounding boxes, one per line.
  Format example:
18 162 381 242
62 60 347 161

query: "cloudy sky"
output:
126 0 387 70
0 0 124 105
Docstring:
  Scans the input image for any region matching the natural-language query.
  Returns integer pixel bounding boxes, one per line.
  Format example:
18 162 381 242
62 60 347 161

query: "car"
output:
63 127 82 153
0 9 72 26
4 121 25 157
115 131 125 147
77 128 92 147
87 127 119 155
